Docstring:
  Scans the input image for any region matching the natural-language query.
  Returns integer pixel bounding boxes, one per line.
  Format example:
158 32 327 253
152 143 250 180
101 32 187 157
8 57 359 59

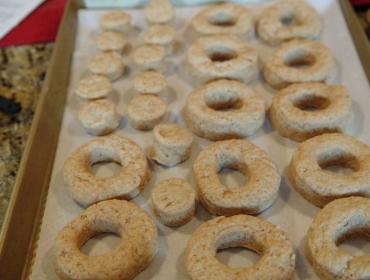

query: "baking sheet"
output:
30 1 370 279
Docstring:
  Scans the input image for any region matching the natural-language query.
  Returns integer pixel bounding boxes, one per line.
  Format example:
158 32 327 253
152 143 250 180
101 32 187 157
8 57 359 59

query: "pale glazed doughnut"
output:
307 196 370 279
143 25 176 54
151 178 196 227
88 52 124 81
63 134 150 207
127 94 167 131
134 70 167 95
132 44 165 70
288 133 370 207
184 79 265 141
263 39 337 89
191 3 254 38
149 123 193 167
186 215 295 280
270 83 352 142
144 0 174 25
186 35 258 84
193 139 281 216
55 199 157 280
257 0 323 45
78 99 120 136
96 31 128 53
100 11 132 32
75 75 112 100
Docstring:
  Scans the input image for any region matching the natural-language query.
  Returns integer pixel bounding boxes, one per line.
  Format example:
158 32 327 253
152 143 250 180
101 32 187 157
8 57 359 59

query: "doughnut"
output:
143 25 176 54
100 11 132 32
63 134 150 207
132 44 165 70
96 31 128 53
78 99 120 136
270 83 352 142
88 52 124 81
263 39 337 89
75 75 112 100
134 70 167 95
190 3 254 38
288 133 370 207
193 139 281 216
184 79 265 141
149 123 193 167
144 0 174 25
257 0 323 45
127 94 167 131
151 178 196 227
186 215 295 280
186 35 258 84
307 196 370 279
55 199 157 280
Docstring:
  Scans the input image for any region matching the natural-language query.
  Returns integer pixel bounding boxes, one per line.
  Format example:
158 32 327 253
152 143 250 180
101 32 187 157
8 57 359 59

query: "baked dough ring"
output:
307 196 370 279
55 199 157 280
257 0 322 45
270 83 352 142
184 79 265 141
263 39 336 89
186 215 295 280
191 3 254 38
288 133 370 207
186 35 258 84
63 134 150 207
193 139 281 216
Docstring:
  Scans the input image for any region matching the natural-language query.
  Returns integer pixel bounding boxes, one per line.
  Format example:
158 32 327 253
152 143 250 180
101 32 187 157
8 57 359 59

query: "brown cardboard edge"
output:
0 0 83 279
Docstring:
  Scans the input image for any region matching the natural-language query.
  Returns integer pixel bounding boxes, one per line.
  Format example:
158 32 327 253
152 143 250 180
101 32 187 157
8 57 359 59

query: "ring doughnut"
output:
186 35 258 84
55 199 157 280
88 52 125 81
143 25 176 54
288 133 370 207
133 44 165 71
96 31 128 53
144 0 174 25
151 178 196 227
75 75 112 100
257 0 323 45
263 39 337 89
78 99 120 136
184 79 265 141
149 123 193 167
63 134 150 207
190 3 254 38
307 196 370 279
186 215 295 280
270 83 352 142
100 11 132 33
193 139 281 216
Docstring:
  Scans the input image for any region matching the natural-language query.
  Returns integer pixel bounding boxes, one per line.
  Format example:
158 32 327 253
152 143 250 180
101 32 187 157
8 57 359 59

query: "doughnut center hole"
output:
208 12 236 26
218 162 249 189
318 153 360 175
90 148 122 177
337 230 370 256
293 95 330 111
284 50 316 69
205 89 242 111
81 232 121 256
206 46 237 62
280 11 300 26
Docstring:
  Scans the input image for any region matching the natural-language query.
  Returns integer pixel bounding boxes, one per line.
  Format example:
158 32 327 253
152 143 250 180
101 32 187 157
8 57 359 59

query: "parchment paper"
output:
30 1 370 279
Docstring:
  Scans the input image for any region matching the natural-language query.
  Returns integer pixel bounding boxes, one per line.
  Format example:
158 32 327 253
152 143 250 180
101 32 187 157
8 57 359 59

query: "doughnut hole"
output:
216 153 250 189
208 11 236 26
317 150 360 175
204 87 243 111
283 49 316 69
335 222 370 256
280 11 301 26
293 95 330 112
206 46 238 62
89 146 122 177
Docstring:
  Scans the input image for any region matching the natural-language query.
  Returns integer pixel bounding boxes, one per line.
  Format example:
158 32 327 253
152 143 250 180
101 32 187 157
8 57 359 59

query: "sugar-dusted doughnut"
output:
193 139 280 216
134 70 167 95
132 44 165 70
63 135 150 207
184 79 265 141
270 83 352 142
75 75 112 100
186 35 258 84
257 0 322 45
149 123 193 167
88 52 125 81
55 199 157 280
100 11 132 32
288 133 370 207
186 215 295 280
96 31 128 53
151 178 196 227
144 0 174 25
143 25 176 54
263 39 337 89
191 3 254 38
307 196 370 279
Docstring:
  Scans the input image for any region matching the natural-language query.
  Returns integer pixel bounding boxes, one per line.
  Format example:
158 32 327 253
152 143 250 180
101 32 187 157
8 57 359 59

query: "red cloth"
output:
0 0 67 47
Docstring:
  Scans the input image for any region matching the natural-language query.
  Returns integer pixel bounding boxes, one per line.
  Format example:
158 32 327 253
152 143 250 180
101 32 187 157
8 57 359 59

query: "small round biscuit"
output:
78 99 120 136
288 133 370 207
186 215 296 280
75 75 112 100
127 94 167 131
100 11 132 32
55 199 157 280
96 31 128 53
307 196 370 279
132 44 165 70
134 70 167 95
88 52 124 81
144 0 174 24
149 123 193 167
143 25 176 54
151 178 196 227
